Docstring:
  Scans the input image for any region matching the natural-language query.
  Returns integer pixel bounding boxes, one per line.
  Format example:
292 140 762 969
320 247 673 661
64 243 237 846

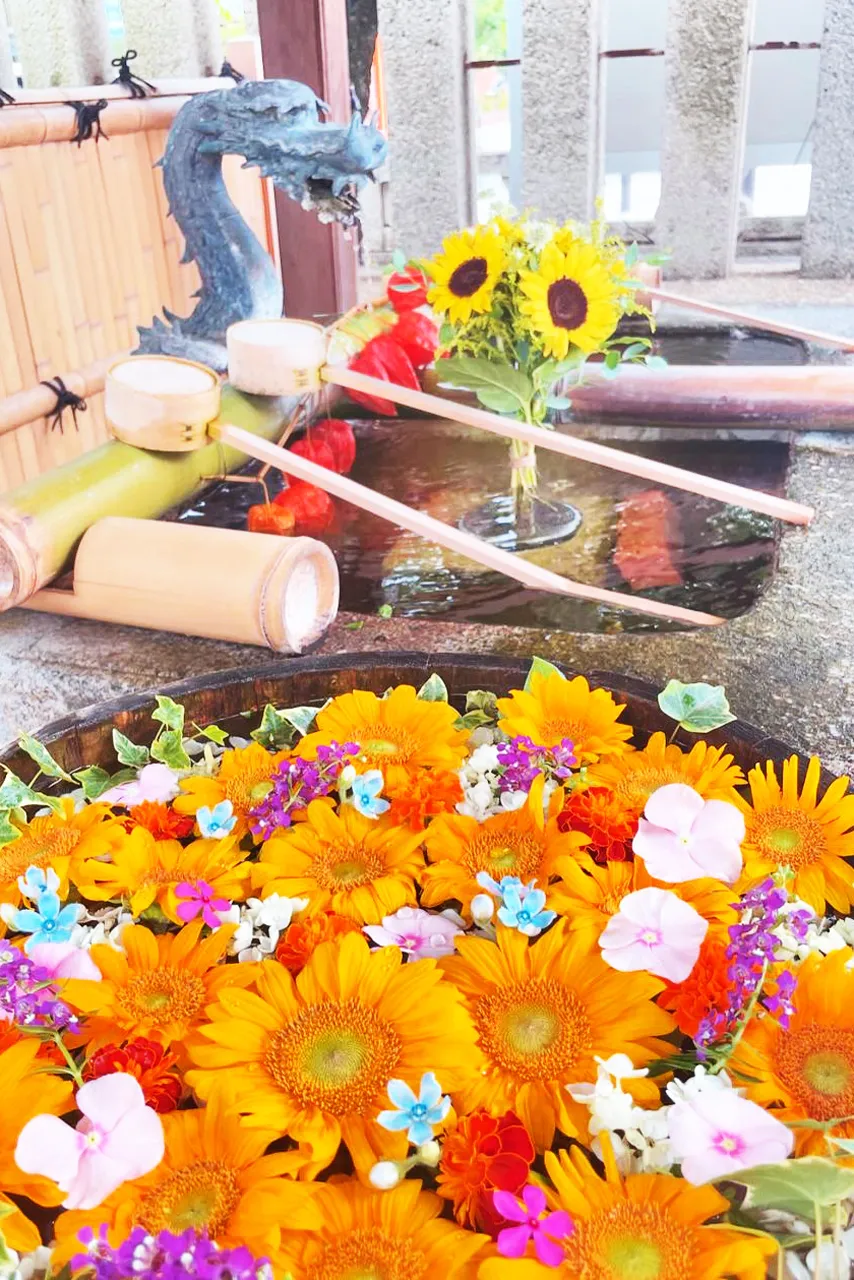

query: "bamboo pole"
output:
0 98 187 148
0 357 120 437
645 285 854 353
10 78 236 106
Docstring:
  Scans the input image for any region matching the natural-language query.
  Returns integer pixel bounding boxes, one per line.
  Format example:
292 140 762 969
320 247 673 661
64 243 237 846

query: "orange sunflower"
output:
186 932 481 1177
253 801 425 924
173 742 286 834
441 922 673 1150
0 1039 73 1252
735 754 854 913
587 730 745 816
730 947 854 1154
478 1139 775 1280
62 920 252 1054
280 1178 486 1280
496 673 632 765
53 1094 318 1267
1 798 127 907
294 685 470 787
422 778 588 914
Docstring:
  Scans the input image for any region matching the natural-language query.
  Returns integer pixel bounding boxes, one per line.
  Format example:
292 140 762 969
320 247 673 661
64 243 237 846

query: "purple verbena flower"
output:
247 740 358 838
497 736 577 792
73 1226 272 1280
0 944 79 1032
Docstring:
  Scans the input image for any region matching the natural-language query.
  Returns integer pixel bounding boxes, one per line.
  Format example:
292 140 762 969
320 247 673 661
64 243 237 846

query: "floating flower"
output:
494 1182 573 1267
227 893 309 963
15 1073 164 1210
427 225 506 324
2 799 126 908
72 1226 272 1280
384 769 463 830
667 1089 793 1184
633 783 745 885
378 1071 451 1145
0 946 79 1031
274 909 361 972
196 800 237 839
174 742 286 835
174 878 231 928
599 886 708 982
27 943 102 983
478 876 556 938
363 905 463 958
100 763 181 808
16 866 60 903
519 236 622 358
658 935 734 1039
343 768 390 819
8 891 84 953
587 730 745 815
247 742 357 838
496 672 632 765
557 786 637 863
438 1110 535 1232
497 736 577 792
83 1038 182 1114
121 801 195 842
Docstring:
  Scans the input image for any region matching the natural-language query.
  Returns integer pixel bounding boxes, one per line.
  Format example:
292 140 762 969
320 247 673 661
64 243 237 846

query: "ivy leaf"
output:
437 356 533 411
466 689 498 719
282 706 320 737
657 680 736 734
73 766 114 801
726 1158 854 1219
16 732 73 782
523 656 566 692
0 773 59 812
0 810 20 846
417 673 449 702
455 709 494 731
150 731 191 771
198 724 229 746
152 696 185 734
112 729 150 768
251 705 297 751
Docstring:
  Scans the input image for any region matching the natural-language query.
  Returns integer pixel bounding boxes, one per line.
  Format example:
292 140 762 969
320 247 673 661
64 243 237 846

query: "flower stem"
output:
832 1201 842 1280
815 1203 823 1280
709 961 768 1075
51 1031 84 1088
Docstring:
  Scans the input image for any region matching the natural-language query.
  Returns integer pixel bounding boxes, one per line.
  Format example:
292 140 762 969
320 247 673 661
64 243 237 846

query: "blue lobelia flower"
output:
197 799 237 839
348 770 390 819
377 1071 451 1146
496 879 556 938
12 891 84 952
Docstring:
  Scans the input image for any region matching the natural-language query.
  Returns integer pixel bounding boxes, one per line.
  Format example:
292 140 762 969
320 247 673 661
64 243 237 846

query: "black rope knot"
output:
0 86 15 107
219 60 245 83
40 377 88 434
111 49 156 99
65 99 109 145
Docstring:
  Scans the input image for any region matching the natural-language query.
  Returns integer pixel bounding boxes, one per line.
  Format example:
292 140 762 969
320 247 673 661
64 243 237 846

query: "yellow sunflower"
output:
730 948 854 1154
1 798 127 907
519 238 622 358
587 730 745 815
496 672 633 765
71 827 253 922
478 1138 775 1280
173 742 285 834
421 777 588 913
441 921 673 1150
280 1178 486 1280
186 932 481 1177
295 685 469 788
253 800 425 924
63 920 252 1055
0 1039 73 1252
53 1093 317 1267
427 226 506 324
735 754 854 914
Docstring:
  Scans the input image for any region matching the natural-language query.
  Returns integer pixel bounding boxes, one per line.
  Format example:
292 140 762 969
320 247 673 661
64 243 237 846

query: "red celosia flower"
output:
275 911 361 973
659 935 734 1039
557 787 637 863
83 1038 182 1113
385 770 464 831
124 802 195 841
437 1110 536 1234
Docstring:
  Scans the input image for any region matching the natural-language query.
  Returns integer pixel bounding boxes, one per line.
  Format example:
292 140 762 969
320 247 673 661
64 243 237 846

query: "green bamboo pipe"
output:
0 386 296 610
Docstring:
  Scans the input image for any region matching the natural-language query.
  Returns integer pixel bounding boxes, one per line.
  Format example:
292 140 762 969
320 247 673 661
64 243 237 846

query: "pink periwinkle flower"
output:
100 763 180 809
668 1088 794 1184
632 783 745 885
599 886 708 982
15 1072 164 1209
363 906 463 959
175 880 231 928
28 942 102 982
494 1184 573 1268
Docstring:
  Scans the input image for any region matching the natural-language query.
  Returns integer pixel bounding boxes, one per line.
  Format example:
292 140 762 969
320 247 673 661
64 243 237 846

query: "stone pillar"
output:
802 0 854 277
6 0 110 87
376 0 469 255
0 0 15 89
521 0 601 223
656 0 753 278
120 0 221 78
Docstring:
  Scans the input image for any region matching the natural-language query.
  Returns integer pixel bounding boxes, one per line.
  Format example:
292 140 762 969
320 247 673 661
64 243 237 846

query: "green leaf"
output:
644 354 669 371
475 387 522 414
391 247 407 270
251 704 297 751
344 619 365 631
643 252 671 266
0 810 20 846
282 706 320 737
455 709 494 731
545 395 571 410
198 724 229 745
417 673 449 702
620 341 651 361
532 353 585 391
624 242 639 267
466 689 498 719
829 1137 854 1154
438 322 455 345
0 773 56 810
152 695 185 734
150 730 191 770
112 729 150 768
437 356 533 411
73 766 115 801
604 349 621 370
726 1158 854 1219
16 732 73 781
377 604 394 619
657 679 736 734
523 656 566 692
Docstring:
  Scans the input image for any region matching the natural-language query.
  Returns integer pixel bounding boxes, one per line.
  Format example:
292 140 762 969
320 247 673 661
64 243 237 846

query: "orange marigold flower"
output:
385 770 464 831
83 1037 183 1113
275 911 362 972
659 935 734 1039
124 802 195 842
437 1110 535 1233
557 786 636 863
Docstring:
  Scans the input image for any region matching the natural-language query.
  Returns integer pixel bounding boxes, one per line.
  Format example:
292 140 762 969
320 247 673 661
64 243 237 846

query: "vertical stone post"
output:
376 0 469 255
6 0 110 87
801 0 854 277
120 0 221 78
656 0 753 278
521 0 602 223
0 0 15 90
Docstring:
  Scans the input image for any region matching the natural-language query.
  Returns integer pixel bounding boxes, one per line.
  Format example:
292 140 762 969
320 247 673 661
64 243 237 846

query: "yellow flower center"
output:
306 1227 427 1280
311 845 385 891
748 806 827 868
564 1203 695 1280
0 827 79 883
475 978 592 1082
359 725 417 767
614 767 686 814
541 717 586 744
222 759 276 813
116 966 206 1027
465 831 544 881
137 1161 241 1237
264 1000 401 1114
774 1024 854 1119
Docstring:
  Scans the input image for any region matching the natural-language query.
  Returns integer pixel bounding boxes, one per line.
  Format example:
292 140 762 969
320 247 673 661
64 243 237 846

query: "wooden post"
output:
256 0 358 320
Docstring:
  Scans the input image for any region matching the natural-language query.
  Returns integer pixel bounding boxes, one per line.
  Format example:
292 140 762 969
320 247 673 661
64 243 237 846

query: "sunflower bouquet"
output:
2 663 854 1280
425 213 657 511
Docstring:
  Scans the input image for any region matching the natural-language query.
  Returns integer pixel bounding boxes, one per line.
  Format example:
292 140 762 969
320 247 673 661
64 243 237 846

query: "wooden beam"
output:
256 0 358 320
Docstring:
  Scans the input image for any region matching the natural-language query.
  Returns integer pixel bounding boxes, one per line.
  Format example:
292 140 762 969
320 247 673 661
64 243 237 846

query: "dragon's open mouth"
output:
302 178 366 227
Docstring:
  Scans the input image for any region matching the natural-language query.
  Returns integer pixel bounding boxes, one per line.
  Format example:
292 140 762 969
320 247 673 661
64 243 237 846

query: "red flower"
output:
437 1111 535 1233
289 435 338 471
659 935 734 1039
311 419 357 474
557 787 636 863
124 802 195 841
273 480 335 534
387 264 429 312
275 911 361 973
83 1038 182 1113
392 311 439 369
347 334 420 416
247 502 296 537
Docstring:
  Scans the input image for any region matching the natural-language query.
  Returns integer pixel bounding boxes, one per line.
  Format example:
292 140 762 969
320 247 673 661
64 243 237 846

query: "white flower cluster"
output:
218 894 308 963
456 742 558 822
772 900 854 963
0 1245 52 1280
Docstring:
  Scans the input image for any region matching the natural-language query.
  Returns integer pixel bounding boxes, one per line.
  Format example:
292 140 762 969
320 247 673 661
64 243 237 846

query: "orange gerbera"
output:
730 948 854 1154
72 827 253 922
557 786 636 862
736 754 854 914
0 1039 73 1251
275 911 362 972
422 777 587 914
441 922 673 1149
173 742 285 833
659 935 734 1039
62 920 252 1054
496 672 633 765
2 798 127 907
294 685 469 786
478 1139 775 1280
385 769 464 830
186 932 481 1177
253 801 425 924
587 730 745 816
